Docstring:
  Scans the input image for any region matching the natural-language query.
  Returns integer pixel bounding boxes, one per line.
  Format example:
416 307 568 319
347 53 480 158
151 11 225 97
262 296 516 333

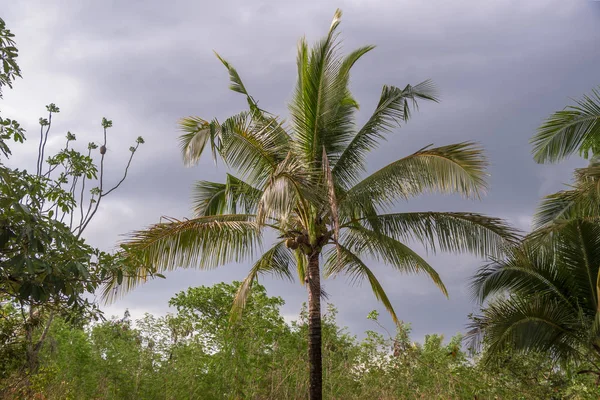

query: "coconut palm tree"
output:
468 218 600 377
116 10 517 399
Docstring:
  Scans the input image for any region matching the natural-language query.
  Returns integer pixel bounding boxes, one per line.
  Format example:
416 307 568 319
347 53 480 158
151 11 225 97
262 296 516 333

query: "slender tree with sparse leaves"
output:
117 10 517 399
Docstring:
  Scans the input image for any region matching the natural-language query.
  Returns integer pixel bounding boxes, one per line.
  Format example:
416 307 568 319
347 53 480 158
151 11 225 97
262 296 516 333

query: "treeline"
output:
2 282 599 399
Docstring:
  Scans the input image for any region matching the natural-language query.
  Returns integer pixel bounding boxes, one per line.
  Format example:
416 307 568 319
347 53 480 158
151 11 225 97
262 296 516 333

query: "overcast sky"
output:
4 0 600 342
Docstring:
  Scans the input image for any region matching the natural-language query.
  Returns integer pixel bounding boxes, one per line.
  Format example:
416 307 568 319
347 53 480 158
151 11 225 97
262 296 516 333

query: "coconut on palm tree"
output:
115 10 517 400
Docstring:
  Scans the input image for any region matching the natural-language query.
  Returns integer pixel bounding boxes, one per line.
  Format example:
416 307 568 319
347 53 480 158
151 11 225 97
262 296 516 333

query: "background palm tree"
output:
469 85 600 378
115 10 517 400
468 218 600 377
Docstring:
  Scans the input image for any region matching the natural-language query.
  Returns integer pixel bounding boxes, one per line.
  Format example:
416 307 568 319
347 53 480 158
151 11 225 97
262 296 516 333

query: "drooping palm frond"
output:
178 116 221 166
532 86 600 163
323 244 398 324
340 226 447 297
103 215 264 302
231 241 295 321
341 143 489 211
122 214 262 271
467 295 586 365
354 212 519 259
470 245 576 309
192 174 263 216
218 112 290 185
333 81 438 188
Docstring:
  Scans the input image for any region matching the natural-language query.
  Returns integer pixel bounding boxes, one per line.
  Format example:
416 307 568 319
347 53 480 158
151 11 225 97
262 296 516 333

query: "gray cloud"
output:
4 0 600 341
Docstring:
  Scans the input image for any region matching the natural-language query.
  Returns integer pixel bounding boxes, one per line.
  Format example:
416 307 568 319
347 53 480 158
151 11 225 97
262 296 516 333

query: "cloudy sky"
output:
4 0 600 341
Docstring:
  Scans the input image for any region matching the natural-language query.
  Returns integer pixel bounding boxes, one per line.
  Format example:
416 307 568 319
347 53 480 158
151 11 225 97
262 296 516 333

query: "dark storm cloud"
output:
4 0 600 341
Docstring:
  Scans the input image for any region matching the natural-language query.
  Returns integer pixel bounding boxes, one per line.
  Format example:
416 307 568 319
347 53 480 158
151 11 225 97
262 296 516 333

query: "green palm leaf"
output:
470 219 600 368
532 86 600 163
341 226 447 297
342 142 489 211
192 174 263 216
358 211 519 259
534 165 600 229
178 116 220 166
333 81 438 188
231 240 295 321
324 244 399 324
122 214 261 271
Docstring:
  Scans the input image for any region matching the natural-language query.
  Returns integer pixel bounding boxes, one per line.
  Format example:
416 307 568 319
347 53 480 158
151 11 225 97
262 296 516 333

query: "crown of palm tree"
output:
468 218 600 372
110 9 518 325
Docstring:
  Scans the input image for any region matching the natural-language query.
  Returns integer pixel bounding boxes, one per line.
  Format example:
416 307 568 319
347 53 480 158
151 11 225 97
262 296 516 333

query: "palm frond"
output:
532 86 600 163
256 152 321 226
333 81 438 188
218 112 286 184
341 226 448 297
178 116 220 166
470 245 576 310
361 211 519 259
214 51 264 115
324 244 399 324
470 217 600 366
289 9 349 165
192 174 263 216
231 241 295 321
295 249 307 285
533 165 600 229
467 295 584 364
341 142 489 211
122 213 261 274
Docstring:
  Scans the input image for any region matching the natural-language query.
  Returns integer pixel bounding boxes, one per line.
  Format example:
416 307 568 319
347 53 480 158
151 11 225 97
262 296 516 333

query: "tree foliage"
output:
3 281 600 399
0 17 145 381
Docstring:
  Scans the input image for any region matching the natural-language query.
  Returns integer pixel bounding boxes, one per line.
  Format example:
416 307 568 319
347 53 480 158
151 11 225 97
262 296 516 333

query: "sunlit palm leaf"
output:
218 112 286 184
256 152 321 226
533 165 600 229
122 214 261 271
290 9 349 165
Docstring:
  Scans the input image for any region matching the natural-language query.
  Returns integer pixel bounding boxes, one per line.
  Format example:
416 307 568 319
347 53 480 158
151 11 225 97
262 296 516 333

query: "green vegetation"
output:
0 15 143 394
5 282 600 399
2 8 600 400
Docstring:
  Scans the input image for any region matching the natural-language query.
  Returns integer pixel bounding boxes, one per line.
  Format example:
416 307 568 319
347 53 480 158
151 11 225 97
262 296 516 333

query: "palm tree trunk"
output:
307 251 322 400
